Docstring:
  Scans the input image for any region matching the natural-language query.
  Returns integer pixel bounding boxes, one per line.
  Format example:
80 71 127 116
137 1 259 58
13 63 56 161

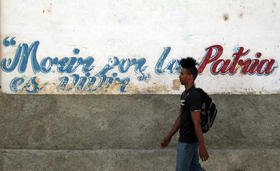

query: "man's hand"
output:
199 144 209 161
161 136 171 148
161 109 181 148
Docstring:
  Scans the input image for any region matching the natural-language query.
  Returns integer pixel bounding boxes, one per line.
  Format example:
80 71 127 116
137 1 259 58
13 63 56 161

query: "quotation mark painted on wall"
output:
3 36 16 47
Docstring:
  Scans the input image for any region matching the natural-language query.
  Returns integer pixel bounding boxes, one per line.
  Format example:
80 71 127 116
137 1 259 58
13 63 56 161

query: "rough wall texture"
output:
1 0 280 170
1 93 280 170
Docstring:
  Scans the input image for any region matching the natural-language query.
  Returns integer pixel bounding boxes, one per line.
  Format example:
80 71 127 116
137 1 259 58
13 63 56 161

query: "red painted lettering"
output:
211 59 231 74
198 45 277 76
257 59 276 75
238 59 252 74
248 59 259 74
198 45 223 73
228 47 250 74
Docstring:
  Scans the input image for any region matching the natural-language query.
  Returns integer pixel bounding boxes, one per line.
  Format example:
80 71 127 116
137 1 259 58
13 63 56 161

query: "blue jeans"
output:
176 141 203 171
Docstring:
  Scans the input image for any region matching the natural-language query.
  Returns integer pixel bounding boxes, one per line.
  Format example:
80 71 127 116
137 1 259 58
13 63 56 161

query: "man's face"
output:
179 68 192 85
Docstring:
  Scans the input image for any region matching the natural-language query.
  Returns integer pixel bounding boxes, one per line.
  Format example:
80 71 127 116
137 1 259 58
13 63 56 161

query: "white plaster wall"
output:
1 0 279 94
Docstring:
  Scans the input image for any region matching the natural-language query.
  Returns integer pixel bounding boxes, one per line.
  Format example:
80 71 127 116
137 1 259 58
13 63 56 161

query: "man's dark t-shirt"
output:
179 86 201 143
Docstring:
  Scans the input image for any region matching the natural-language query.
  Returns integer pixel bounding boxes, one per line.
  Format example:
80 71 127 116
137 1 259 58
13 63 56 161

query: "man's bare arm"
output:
161 109 182 148
191 110 209 161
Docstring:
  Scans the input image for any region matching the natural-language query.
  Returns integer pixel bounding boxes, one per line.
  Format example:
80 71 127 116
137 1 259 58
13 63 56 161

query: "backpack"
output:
192 88 217 133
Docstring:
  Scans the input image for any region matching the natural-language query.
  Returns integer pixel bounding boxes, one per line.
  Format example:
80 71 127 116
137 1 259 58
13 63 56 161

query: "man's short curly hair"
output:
180 57 198 80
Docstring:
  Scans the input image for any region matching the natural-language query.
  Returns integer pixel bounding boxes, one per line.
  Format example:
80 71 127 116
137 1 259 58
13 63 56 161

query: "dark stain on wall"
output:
223 13 229 21
272 2 276 13
43 1 53 14
239 13 243 19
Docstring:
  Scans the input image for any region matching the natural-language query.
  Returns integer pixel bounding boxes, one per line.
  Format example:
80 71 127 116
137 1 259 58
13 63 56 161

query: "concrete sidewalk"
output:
1 148 280 171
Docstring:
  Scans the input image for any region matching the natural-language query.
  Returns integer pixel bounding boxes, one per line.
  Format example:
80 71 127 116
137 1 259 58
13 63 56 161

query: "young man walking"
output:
161 57 208 171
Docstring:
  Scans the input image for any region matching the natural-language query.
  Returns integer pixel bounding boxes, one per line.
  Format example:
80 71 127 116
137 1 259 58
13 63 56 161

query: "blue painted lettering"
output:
10 77 24 92
155 47 181 75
